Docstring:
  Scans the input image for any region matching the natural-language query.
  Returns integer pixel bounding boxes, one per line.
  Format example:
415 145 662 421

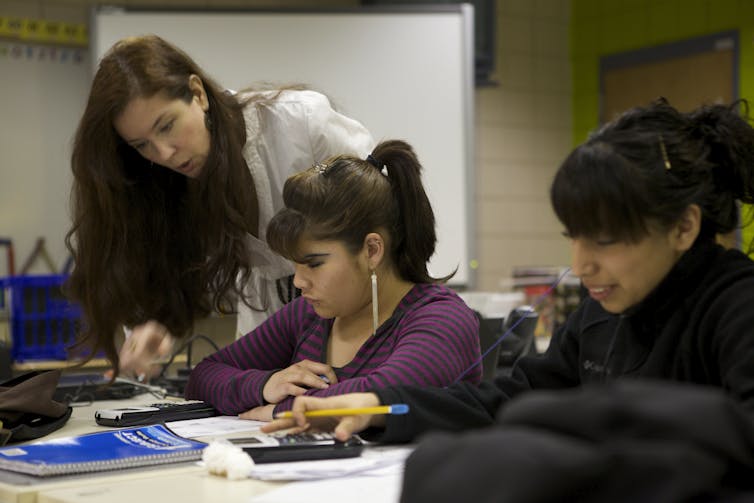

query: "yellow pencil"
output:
275 404 409 419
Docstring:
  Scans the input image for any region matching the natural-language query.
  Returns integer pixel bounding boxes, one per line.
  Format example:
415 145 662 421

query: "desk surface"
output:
0 395 283 503
36 468 283 503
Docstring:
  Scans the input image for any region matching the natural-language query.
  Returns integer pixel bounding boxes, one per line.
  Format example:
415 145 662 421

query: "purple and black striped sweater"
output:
184 283 482 415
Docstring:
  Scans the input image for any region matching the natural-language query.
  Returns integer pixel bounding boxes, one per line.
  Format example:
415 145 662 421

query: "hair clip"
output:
381 166 388 177
658 135 672 171
314 163 328 175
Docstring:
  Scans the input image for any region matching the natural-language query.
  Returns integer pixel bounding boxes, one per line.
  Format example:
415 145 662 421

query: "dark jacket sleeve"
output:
400 380 754 503
374 380 505 443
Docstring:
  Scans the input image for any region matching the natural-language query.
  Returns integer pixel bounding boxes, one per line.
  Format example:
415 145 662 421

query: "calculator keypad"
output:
273 432 338 445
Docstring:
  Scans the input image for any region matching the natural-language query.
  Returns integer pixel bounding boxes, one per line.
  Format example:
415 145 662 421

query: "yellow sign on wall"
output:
0 16 87 47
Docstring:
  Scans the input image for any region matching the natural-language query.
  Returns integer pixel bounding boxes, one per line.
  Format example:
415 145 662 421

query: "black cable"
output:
157 333 221 379
185 334 220 368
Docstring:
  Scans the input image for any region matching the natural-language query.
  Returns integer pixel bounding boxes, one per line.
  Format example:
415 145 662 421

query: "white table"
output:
0 395 281 503
0 394 406 503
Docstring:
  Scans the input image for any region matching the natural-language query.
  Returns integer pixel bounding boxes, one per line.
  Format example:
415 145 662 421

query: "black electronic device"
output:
95 400 218 427
54 373 143 403
498 306 539 367
229 432 365 464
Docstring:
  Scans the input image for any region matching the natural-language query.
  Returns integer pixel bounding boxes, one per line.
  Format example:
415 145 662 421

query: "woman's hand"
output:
239 404 276 422
118 320 174 380
262 360 338 404
261 393 384 442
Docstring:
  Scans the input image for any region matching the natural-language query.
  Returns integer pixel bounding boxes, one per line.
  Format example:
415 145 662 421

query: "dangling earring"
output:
204 110 213 130
371 270 379 335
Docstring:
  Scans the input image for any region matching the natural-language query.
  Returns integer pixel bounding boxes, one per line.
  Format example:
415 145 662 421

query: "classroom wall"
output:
0 0 574 291
476 0 572 290
571 0 754 249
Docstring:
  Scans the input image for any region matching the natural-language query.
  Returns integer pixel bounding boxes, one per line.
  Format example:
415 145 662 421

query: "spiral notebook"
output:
0 424 206 477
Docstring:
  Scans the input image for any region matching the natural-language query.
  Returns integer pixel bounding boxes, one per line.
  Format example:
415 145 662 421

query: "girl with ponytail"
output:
185 140 481 419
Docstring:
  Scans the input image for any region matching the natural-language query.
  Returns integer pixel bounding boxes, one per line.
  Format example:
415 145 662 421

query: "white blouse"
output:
236 89 375 336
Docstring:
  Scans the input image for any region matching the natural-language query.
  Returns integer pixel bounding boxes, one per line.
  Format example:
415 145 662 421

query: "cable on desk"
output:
152 333 221 396
156 333 220 378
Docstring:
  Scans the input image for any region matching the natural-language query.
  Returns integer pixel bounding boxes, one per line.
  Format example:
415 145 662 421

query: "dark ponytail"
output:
686 101 754 237
371 140 454 283
267 139 453 284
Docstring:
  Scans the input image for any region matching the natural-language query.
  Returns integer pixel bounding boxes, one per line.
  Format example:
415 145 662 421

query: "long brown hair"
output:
65 35 258 370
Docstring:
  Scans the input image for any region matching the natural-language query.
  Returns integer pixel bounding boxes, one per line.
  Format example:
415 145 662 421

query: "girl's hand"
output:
119 320 174 380
262 360 338 404
239 404 275 422
261 393 384 442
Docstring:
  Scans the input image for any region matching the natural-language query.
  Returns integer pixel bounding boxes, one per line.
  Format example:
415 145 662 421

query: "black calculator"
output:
95 400 219 427
229 432 366 463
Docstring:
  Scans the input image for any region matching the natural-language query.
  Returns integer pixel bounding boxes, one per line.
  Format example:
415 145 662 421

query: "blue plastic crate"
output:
0 274 82 361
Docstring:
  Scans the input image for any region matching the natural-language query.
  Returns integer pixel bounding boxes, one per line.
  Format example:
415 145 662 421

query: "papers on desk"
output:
246 446 412 481
166 415 265 439
249 473 404 503
247 448 411 503
166 415 411 503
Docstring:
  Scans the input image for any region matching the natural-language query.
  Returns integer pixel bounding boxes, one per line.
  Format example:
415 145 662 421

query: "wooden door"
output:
600 31 739 248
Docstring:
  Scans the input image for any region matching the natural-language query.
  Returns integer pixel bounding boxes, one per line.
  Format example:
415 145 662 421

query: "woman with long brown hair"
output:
66 35 373 378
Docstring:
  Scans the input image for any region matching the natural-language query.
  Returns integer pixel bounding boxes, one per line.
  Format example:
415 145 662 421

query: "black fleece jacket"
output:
375 240 754 443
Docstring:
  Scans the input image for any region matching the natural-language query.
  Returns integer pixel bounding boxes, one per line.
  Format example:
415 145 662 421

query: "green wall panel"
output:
571 0 754 251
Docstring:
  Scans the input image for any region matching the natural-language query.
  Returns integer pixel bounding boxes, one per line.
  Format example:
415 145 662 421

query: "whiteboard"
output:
93 6 475 286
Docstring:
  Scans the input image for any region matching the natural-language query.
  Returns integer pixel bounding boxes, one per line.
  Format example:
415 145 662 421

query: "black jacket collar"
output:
625 240 721 329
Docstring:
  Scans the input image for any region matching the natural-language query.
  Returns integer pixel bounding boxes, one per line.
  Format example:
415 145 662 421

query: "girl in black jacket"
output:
263 99 754 501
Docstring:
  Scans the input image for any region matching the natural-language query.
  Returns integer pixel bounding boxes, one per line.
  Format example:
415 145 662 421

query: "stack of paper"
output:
248 447 413 503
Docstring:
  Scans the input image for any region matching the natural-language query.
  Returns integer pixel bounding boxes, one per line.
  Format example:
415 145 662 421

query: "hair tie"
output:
366 154 388 177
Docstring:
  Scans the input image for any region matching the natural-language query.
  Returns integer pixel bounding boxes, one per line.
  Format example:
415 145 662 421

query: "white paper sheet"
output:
248 473 404 503
247 448 411 503
166 415 265 438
